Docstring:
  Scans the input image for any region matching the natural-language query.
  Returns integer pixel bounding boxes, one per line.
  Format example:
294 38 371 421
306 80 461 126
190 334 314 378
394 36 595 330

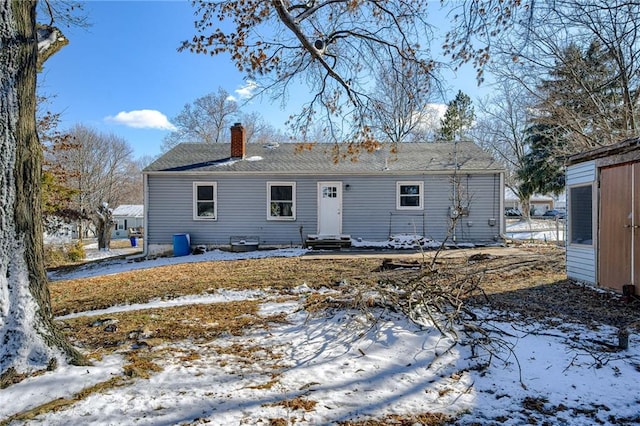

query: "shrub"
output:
67 241 85 262
44 241 86 268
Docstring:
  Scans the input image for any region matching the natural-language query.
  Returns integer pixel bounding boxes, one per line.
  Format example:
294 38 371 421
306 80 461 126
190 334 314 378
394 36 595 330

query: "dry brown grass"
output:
53 247 575 357
50 257 380 316
0 376 128 426
337 412 452 425
58 300 288 354
264 395 318 411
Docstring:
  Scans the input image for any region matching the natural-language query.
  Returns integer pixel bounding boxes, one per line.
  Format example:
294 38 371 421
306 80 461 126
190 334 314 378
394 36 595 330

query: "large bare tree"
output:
472 80 532 213
0 1 84 379
368 60 441 144
449 0 640 151
161 88 239 152
55 124 138 239
181 0 437 150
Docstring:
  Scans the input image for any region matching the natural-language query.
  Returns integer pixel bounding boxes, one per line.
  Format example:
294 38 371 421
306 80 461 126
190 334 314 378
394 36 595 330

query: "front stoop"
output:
305 234 352 249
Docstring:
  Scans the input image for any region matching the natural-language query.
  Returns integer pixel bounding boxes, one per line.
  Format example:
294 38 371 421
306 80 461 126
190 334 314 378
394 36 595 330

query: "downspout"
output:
499 171 507 241
452 139 458 242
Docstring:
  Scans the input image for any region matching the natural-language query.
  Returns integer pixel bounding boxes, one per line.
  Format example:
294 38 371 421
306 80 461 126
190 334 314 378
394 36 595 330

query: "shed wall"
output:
566 160 597 284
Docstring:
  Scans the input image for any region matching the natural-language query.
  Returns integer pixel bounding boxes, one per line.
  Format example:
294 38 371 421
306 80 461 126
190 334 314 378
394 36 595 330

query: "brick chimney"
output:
230 122 246 159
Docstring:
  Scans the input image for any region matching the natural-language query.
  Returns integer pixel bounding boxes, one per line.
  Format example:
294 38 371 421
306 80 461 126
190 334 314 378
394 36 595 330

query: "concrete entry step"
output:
305 235 352 250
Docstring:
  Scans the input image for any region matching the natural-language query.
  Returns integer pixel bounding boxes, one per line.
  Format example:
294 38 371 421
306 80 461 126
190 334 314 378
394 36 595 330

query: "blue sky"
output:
40 1 485 160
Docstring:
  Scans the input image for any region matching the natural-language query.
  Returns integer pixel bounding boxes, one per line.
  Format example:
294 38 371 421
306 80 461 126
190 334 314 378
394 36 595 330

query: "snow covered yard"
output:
3 247 640 425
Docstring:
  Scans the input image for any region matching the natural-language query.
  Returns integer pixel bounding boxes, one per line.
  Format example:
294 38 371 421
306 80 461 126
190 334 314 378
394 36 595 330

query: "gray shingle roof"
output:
112 204 144 217
144 142 503 174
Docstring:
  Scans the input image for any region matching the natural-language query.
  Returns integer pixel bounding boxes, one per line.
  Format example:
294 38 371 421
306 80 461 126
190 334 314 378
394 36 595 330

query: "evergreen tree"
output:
517 124 567 198
439 90 475 141
534 40 630 150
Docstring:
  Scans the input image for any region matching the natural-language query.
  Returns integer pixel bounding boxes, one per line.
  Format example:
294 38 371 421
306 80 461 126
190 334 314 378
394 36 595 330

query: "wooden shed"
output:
566 138 640 294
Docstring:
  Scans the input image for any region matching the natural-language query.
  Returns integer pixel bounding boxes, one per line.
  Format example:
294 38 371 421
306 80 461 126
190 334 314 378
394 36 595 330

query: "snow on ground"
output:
48 247 309 281
5 236 636 424
505 218 566 243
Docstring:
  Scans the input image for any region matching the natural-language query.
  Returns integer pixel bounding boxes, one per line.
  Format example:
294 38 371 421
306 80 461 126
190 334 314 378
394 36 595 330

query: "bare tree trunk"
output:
0 0 84 378
95 202 114 251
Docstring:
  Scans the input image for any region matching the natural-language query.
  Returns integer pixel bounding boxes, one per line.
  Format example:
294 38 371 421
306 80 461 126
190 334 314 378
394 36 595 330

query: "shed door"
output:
317 182 342 237
598 163 639 291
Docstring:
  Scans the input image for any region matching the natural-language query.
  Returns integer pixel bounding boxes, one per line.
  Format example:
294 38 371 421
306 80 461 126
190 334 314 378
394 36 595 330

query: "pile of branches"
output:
319 254 523 374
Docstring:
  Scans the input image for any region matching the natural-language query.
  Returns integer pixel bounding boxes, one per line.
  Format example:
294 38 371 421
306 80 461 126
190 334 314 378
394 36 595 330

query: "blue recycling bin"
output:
129 236 138 247
173 233 191 256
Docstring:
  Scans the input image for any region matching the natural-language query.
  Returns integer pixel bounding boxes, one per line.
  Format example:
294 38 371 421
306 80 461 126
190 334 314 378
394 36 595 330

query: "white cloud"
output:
105 109 176 131
235 80 258 99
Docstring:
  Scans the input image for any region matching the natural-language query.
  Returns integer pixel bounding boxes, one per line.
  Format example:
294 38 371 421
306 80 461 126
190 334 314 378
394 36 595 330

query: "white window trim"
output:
193 181 217 221
396 181 424 210
267 181 296 221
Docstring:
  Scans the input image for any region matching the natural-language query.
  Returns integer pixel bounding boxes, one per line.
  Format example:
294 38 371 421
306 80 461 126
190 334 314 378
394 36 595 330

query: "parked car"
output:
542 209 565 219
504 208 522 217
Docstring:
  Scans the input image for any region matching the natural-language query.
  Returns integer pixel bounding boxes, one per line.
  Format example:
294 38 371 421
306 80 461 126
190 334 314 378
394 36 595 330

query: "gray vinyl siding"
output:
566 245 596 284
566 160 597 284
147 175 318 246
146 172 503 247
566 160 596 186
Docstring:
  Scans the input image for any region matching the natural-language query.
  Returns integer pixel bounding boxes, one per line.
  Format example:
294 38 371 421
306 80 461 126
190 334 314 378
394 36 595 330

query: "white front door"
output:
318 182 342 237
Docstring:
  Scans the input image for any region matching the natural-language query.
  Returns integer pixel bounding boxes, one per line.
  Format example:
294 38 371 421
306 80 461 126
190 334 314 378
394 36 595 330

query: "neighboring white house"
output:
111 204 144 239
504 188 556 215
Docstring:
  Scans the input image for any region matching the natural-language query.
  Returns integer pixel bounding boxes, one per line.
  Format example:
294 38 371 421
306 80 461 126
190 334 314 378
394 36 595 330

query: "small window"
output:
322 186 337 198
268 182 296 220
397 181 423 210
569 184 592 245
193 182 217 220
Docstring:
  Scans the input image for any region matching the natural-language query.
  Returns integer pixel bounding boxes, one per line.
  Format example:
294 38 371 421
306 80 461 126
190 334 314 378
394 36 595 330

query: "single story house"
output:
142 123 506 255
565 137 640 294
504 188 555 216
111 204 144 239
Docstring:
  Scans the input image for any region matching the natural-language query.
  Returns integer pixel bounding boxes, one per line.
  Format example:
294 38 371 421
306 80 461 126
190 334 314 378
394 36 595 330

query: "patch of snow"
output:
15 294 640 425
214 159 238 167
0 355 123 419
36 28 58 52
352 234 465 250
48 247 309 281
506 219 565 242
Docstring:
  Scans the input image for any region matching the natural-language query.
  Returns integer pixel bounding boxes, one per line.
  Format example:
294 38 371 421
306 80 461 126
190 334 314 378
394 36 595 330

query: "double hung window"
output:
268 182 296 220
193 182 217 220
397 181 423 210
